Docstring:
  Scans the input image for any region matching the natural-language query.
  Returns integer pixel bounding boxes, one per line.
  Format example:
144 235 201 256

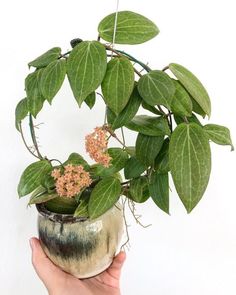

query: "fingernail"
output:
29 238 34 250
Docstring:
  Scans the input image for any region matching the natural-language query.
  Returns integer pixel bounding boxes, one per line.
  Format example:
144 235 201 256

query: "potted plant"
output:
16 10 233 278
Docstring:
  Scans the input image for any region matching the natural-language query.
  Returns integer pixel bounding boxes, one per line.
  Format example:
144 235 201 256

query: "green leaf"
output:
41 172 55 191
124 157 146 179
169 63 211 117
28 47 61 68
25 70 45 118
138 70 175 109
45 197 77 214
84 92 96 109
18 160 52 197
204 124 234 151
39 59 66 104
15 98 28 131
31 186 47 198
129 176 149 203
141 101 163 115
174 114 202 126
154 138 170 173
171 80 192 117
98 11 159 45
101 57 134 115
136 133 164 167
191 97 206 118
74 199 89 218
169 123 211 213
64 153 90 170
29 192 58 205
88 177 121 219
110 85 142 129
107 107 116 126
90 148 129 177
125 146 136 157
67 41 107 106
125 115 170 136
149 172 169 214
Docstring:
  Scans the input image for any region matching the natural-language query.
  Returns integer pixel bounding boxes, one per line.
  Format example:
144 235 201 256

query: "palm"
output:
30 238 125 295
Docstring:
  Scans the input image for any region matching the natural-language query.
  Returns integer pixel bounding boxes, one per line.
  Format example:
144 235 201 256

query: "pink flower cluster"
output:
51 164 92 198
85 126 111 167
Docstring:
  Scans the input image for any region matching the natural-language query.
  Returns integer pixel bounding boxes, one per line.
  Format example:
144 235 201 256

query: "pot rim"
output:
36 202 122 224
36 203 88 223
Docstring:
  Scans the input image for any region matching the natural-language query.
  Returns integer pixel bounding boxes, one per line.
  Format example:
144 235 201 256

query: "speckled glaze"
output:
36 203 124 278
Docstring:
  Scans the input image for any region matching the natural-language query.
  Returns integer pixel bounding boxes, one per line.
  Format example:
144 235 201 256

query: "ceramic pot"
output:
36 203 124 278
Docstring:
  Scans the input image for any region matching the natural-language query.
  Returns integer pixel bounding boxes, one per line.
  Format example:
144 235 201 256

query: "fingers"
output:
107 251 126 279
30 237 65 290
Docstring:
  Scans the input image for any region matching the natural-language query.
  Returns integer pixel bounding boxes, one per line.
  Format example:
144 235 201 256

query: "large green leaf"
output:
17 160 52 197
125 115 170 136
169 123 211 213
204 124 234 151
129 176 149 203
141 101 163 115
40 172 55 191
67 41 107 106
149 172 169 214
138 70 175 109
28 47 61 68
25 70 45 118
74 199 89 218
88 177 121 219
125 146 136 157
39 59 66 104
107 107 116 126
84 92 96 109
101 57 134 115
171 80 192 117
136 133 164 167
154 138 170 173
45 197 77 214
124 156 146 179
98 11 159 45
169 63 211 117
191 97 206 118
90 148 129 177
29 191 58 205
174 114 202 126
15 98 28 131
109 85 142 129
64 153 90 170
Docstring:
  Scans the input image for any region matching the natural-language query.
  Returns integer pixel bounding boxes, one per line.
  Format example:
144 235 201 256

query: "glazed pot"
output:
36 203 124 278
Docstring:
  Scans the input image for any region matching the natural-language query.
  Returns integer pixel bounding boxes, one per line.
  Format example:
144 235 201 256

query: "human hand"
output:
30 237 126 295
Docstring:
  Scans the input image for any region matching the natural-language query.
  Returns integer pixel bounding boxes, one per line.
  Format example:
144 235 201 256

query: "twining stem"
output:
104 106 107 125
162 65 169 72
168 110 173 132
29 114 44 159
50 159 64 167
115 49 151 72
120 197 130 252
104 125 126 148
59 51 71 59
183 116 189 124
128 199 152 228
121 127 126 147
104 44 142 77
19 122 41 160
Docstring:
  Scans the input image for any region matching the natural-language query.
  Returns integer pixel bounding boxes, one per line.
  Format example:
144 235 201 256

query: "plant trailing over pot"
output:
16 10 233 277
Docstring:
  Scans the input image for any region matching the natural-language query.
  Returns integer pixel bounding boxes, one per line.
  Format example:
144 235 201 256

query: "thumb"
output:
30 237 65 290
107 251 126 279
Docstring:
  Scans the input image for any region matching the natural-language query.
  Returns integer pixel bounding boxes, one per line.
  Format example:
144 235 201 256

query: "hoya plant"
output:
16 11 233 219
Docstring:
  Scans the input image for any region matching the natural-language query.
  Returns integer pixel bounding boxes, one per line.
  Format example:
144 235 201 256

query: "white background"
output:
1 0 236 294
